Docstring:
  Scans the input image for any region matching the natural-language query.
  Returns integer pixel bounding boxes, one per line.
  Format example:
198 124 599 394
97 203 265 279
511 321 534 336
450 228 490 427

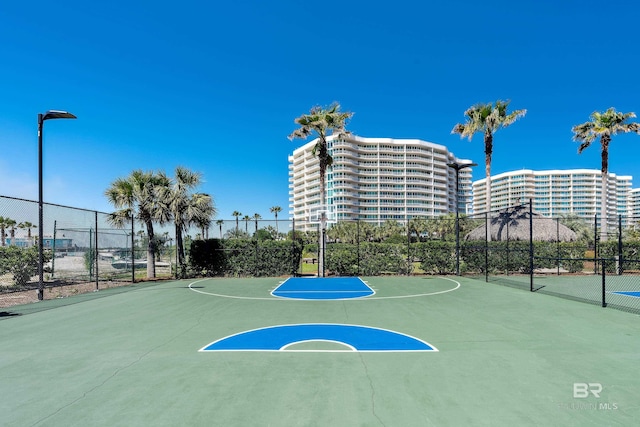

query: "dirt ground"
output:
0 280 134 309
1 253 172 309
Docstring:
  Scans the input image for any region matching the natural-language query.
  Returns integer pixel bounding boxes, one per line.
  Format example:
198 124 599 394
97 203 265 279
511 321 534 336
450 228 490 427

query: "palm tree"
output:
6 219 17 246
452 100 527 221
270 206 282 234
157 167 216 278
192 193 215 241
381 220 403 242
105 170 170 279
288 102 353 276
232 211 242 235
224 228 247 239
243 215 251 234
216 220 224 239
359 222 375 243
559 213 591 243
0 216 10 246
572 108 640 241
203 222 210 239
326 221 359 244
253 213 261 234
430 213 456 241
408 217 428 242
17 222 27 246
18 221 37 246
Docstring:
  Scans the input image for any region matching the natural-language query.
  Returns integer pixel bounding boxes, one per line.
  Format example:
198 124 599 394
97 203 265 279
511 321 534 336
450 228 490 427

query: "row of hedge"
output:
4 239 639 286
322 241 640 276
189 239 303 277
187 239 640 277
297 241 591 276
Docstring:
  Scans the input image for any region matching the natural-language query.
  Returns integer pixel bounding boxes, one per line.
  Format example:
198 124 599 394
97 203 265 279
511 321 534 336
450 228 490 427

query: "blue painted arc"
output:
201 324 436 352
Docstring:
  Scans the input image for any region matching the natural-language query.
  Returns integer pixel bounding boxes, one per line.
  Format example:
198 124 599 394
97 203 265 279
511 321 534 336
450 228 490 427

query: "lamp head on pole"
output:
37 109 76 301
447 161 478 171
42 110 77 121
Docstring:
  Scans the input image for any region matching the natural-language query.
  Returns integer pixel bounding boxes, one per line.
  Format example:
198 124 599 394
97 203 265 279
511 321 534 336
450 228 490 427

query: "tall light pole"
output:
38 110 76 301
447 161 477 276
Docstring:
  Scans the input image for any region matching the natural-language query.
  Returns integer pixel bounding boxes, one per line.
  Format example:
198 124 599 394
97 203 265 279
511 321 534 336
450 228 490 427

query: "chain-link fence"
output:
289 206 640 314
464 202 640 314
0 195 173 294
4 194 639 313
119 204 640 316
186 219 300 277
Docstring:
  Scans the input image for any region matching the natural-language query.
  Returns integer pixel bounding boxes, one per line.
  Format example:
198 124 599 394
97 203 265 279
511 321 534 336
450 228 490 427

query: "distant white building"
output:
472 169 633 227
629 188 640 219
289 135 473 230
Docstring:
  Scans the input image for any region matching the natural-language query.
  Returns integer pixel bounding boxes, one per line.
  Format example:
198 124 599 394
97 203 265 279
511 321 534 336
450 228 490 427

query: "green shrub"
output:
413 241 455 274
0 246 51 288
326 244 358 276
189 239 302 277
325 243 409 276
360 243 409 275
189 239 227 276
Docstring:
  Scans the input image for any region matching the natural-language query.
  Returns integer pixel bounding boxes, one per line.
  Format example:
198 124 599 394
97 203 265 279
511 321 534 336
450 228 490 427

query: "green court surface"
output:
1 276 638 426
489 273 640 312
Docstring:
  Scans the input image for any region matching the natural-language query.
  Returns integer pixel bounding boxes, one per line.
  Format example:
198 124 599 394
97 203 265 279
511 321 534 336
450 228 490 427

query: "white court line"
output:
280 339 357 352
188 277 461 301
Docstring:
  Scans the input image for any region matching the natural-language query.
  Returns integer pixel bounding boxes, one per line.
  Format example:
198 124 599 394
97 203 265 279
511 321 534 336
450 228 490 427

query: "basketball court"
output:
1 275 638 426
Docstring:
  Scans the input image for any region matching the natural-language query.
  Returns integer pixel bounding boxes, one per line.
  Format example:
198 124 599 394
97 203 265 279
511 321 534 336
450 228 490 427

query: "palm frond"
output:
573 107 639 154
452 100 525 141
106 209 133 228
288 103 353 143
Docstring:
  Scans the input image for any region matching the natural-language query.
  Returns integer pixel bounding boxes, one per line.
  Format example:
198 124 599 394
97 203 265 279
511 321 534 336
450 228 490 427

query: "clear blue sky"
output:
1 0 639 220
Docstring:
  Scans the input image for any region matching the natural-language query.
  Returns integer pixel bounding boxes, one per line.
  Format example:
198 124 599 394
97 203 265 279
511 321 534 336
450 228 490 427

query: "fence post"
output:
407 221 411 276
618 215 623 275
95 211 99 291
175 228 179 279
556 218 560 276
254 239 259 277
52 220 57 278
594 214 598 274
357 219 360 276
484 212 488 283
131 211 135 284
601 258 607 308
292 217 297 276
322 226 327 277
505 222 509 275
529 199 534 292
89 228 93 281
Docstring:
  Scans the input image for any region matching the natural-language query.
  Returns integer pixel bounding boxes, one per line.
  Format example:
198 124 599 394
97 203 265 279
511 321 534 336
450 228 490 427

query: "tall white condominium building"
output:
629 188 640 219
289 135 473 229
472 169 632 223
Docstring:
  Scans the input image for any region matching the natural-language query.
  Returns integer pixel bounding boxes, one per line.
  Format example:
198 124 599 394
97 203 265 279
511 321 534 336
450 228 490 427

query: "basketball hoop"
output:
309 206 336 225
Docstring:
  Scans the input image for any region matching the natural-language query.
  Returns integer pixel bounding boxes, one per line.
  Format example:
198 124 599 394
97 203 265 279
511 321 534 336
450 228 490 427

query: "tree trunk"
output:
600 171 608 242
600 138 610 242
176 223 185 278
146 222 156 278
485 132 493 242
319 170 326 278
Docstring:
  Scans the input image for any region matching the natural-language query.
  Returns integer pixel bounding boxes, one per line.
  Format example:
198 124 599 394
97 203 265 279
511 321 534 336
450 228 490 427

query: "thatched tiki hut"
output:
465 205 577 242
